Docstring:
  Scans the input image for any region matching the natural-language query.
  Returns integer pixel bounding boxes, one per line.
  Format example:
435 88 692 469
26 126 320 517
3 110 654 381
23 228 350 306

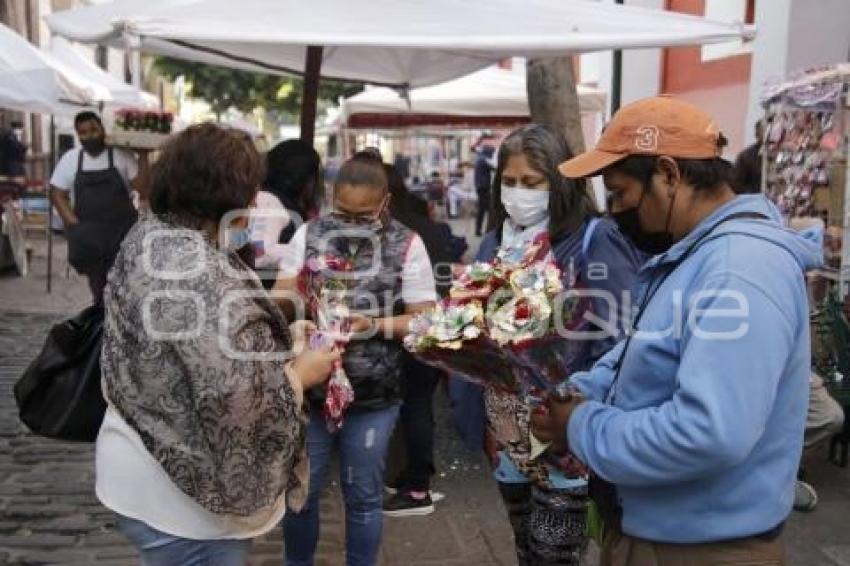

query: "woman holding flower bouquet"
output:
276 155 437 566
456 124 644 565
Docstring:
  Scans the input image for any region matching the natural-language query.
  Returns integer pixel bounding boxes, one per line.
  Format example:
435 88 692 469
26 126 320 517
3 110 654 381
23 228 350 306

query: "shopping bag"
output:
14 305 106 442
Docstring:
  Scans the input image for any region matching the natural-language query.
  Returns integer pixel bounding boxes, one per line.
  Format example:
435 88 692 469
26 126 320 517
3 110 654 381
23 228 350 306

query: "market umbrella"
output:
46 0 755 141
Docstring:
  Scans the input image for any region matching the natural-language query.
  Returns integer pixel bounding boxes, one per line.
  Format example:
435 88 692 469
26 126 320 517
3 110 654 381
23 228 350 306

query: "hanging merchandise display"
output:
763 109 835 218
762 65 850 384
762 64 850 281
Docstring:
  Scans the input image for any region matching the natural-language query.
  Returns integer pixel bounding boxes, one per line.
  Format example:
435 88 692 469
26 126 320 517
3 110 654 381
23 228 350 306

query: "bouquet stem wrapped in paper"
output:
300 256 357 432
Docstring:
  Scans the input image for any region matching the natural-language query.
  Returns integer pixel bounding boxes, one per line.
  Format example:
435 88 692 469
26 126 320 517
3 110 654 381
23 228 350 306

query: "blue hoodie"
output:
567 194 823 543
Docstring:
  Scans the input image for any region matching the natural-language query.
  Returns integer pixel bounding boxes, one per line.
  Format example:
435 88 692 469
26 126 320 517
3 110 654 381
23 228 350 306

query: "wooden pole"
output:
300 46 324 145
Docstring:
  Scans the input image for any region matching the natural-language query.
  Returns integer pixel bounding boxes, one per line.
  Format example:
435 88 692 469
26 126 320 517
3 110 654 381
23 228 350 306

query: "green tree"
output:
154 57 361 119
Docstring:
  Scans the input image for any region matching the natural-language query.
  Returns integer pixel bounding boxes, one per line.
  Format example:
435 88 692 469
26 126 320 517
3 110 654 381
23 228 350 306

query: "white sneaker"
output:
793 480 818 512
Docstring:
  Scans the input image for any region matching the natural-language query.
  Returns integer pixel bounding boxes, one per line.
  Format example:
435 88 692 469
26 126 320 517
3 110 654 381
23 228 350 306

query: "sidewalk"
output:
1 229 849 565
0 306 517 565
0 229 518 565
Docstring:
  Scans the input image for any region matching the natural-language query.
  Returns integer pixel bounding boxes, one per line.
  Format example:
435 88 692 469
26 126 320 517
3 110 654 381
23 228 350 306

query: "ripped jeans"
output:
283 405 400 566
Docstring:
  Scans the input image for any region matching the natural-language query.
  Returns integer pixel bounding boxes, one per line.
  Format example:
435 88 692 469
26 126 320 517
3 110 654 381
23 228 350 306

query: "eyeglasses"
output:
333 196 390 224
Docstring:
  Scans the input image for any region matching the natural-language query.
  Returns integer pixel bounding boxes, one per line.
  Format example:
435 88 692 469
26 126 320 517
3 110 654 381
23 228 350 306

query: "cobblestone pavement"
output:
0 309 518 565
2 228 850 565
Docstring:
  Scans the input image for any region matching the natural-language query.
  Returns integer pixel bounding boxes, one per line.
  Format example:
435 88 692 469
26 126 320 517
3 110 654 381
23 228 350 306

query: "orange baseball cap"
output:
559 96 724 178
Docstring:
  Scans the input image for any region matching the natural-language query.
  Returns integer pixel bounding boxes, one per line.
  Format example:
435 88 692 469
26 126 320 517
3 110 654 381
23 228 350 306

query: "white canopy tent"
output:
0 22 91 115
340 60 606 127
46 0 755 140
49 36 158 109
0 23 156 116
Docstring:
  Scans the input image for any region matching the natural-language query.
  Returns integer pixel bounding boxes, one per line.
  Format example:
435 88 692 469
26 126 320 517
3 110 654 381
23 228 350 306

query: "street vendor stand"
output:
0 21 156 289
331 60 608 205
762 64 850 289
761 63 850 464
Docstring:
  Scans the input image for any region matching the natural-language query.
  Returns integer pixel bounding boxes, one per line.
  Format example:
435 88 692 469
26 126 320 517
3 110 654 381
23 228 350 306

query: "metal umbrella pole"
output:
47 114 55 294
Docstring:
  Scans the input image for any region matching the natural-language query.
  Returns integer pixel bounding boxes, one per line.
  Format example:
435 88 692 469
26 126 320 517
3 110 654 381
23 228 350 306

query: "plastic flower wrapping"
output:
405 234 591 395
299 254 356 432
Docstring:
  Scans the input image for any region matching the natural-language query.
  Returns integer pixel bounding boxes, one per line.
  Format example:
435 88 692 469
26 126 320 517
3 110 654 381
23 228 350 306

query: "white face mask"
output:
501 185 549 227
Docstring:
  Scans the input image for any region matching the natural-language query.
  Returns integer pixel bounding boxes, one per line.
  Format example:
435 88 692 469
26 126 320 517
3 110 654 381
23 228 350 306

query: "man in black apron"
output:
50 112 149 304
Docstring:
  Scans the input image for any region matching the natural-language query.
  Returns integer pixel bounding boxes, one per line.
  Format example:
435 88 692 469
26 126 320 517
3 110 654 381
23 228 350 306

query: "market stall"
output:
328 60 608 205
761 64 850 405
762 64 850 286
0 22 156 283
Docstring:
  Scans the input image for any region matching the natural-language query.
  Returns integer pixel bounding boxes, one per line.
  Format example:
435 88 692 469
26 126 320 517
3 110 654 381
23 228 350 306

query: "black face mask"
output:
81 138 106 156
611 186 675 255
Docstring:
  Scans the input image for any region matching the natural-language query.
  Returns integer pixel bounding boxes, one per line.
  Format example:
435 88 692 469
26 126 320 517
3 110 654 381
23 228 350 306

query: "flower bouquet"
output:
114 108 174 134
107 108 174 150
404 300 546 392
299 254 356 432
404 233 591 396
406 234 594 487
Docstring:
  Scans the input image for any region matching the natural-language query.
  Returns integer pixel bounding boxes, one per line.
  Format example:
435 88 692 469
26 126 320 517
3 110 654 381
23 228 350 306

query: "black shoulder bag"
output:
14 305 106 442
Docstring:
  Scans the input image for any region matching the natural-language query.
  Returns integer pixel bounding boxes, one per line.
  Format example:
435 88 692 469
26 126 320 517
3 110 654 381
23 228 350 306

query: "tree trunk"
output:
526 57 585 155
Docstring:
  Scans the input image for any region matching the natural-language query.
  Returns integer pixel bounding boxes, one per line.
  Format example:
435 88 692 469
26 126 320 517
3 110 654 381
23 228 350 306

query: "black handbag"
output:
14 305 106 442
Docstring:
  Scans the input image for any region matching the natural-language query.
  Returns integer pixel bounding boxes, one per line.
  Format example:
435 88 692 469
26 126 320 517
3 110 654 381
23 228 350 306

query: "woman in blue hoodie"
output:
537 97 821 565
455 124 644 565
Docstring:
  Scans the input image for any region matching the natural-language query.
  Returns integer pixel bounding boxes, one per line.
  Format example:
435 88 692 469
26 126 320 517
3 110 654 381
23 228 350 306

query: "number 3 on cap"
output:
635 125 660 151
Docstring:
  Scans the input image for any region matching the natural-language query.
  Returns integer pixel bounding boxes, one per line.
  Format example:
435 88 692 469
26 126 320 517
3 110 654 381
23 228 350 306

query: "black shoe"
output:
383 491 434 517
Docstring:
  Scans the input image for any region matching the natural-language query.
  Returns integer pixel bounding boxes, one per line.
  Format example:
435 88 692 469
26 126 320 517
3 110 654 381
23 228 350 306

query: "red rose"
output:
323 254 355 273
324 256 341 270
515 301 531 320
490 275 506 288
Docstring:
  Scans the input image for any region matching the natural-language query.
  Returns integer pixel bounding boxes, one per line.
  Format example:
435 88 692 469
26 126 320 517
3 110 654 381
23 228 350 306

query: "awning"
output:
46 0 755 88
340 60 606 129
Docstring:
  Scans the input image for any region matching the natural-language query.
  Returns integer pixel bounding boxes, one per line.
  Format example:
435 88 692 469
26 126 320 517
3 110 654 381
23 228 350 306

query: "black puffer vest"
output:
304 215 414 412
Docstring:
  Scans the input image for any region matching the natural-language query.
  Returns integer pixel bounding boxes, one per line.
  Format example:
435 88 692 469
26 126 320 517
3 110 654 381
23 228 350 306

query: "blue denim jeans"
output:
117 515 251 565
283 405 400 566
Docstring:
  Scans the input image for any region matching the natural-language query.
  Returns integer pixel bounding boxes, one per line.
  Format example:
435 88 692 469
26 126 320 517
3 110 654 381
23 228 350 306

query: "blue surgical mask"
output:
227 226 252 250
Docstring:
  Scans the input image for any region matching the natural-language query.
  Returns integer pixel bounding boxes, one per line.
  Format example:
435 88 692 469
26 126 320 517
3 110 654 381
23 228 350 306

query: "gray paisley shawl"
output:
101 214 308 516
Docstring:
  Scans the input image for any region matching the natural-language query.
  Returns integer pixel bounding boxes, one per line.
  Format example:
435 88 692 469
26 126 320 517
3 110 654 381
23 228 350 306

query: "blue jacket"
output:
449 216 645 450
568 195 823 543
